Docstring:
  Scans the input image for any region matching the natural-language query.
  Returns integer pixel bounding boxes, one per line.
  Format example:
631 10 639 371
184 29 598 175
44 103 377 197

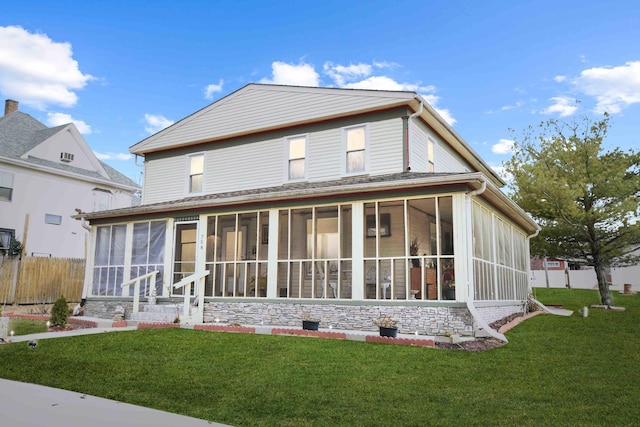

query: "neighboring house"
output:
79 84 539 339
0 100 140 259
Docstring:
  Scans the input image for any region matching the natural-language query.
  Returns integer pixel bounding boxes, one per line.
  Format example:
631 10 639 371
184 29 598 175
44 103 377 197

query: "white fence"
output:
531 265 639 293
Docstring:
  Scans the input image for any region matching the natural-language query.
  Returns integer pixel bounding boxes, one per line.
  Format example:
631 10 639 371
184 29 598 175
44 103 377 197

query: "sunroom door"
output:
172 221 198 296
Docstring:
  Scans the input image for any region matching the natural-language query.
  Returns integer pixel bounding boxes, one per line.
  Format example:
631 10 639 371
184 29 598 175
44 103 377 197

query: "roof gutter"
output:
463 178 508 342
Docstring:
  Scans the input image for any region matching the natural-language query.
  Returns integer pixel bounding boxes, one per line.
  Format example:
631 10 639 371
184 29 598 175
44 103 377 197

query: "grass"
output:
1 289 639 426
7 318 48 336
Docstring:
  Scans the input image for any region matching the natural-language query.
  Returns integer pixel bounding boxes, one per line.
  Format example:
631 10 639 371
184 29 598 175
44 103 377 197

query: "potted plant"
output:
302 312 320 331
373 315 398 337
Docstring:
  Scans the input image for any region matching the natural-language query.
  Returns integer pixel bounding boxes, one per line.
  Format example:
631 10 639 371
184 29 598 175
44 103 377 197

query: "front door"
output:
172 221 198 295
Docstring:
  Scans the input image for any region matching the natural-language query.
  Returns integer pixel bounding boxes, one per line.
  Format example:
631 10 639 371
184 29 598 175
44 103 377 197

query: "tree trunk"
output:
594 262 612 307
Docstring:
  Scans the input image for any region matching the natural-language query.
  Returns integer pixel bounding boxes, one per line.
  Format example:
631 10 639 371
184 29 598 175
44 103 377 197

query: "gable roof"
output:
0 110 139 190
130 84 504 186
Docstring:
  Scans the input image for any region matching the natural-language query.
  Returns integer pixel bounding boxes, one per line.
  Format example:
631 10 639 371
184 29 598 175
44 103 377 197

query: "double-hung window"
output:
0 170 14 202
344 125 367 174
287 135 307 180
188 153 204 194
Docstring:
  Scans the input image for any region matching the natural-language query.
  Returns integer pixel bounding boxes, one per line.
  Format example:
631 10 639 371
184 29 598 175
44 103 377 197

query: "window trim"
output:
342 124 369 176
186 153 205 195
0 169 14 202
284 134 309 182
427 137 435 173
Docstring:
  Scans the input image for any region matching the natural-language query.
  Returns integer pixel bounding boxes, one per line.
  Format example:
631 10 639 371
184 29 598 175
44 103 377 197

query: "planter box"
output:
379 326 398 338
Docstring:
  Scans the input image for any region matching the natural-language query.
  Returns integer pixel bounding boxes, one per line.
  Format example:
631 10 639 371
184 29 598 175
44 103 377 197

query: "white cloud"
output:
554 75 567 83
204 79 224 100
0 25 94 109
94 152 132 161
573 61 640 114
492 139 515 154
542 96 578 117
491 164 513 183
260 60 456 125
46 112 92 134
501 100 524 111
323 62 372 86
144 113 174 134
259 61 320 87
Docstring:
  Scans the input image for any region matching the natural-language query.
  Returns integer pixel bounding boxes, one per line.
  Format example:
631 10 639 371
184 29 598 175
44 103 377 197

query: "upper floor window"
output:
287 135 307 180
0 170 14 202
427 137 435 172
188 154 204 194
344 125 367 174
45 214 62 225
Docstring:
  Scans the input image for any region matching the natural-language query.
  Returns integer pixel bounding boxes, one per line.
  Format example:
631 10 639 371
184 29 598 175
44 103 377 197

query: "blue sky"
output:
1 0 639 185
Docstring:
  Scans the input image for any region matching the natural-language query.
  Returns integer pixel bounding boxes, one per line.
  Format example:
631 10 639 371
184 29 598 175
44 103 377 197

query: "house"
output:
0 100 140 259
78 84 539 340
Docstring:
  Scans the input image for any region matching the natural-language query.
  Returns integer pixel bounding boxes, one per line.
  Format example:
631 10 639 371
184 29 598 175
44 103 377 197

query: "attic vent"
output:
60 152 74 163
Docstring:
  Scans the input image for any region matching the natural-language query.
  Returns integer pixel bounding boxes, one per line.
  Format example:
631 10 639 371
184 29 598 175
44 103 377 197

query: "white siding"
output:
143 155 186 204
0 164 135 258
142 114 407 204
410 121 472 173
133 85 414 154
369 118 404 174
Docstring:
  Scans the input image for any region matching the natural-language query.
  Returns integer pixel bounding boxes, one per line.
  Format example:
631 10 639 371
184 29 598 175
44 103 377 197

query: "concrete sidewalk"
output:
0 378 230 426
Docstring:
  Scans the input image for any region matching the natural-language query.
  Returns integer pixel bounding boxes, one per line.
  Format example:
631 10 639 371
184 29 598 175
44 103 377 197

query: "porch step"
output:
128 304 198 323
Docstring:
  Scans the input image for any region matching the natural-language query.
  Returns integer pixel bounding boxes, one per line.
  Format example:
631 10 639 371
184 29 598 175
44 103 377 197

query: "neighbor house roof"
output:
82 171 539 234
130 84 505 187
0 111 139 190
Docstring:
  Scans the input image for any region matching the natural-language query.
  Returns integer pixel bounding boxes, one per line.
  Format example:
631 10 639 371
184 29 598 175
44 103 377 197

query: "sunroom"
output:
83 172 537 337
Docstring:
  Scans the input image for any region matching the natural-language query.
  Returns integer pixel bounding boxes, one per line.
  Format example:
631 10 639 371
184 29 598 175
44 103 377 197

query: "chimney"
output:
4 99 18 116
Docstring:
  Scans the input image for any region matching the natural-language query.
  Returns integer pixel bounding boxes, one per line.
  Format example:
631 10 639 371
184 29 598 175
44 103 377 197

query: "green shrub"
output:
50 295 69 327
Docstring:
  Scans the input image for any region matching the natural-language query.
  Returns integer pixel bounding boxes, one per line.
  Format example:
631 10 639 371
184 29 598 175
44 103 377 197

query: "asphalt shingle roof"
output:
0 111 138 188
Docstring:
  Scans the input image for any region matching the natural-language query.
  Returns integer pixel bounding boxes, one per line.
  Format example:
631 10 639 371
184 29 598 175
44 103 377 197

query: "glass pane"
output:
289 158 305 179
94 226 111 265
190 174 202 193
289 137 306 159
346 127 365 150
111 225 126 264
148 221 166 264
346 150 365 173
438 197 454 255
190 155 204 174
132 223 149 264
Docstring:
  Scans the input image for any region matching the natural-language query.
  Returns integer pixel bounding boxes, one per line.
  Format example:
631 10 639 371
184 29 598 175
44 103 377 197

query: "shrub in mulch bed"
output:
271 328 347 340
137 322 181 330
4 313 97 329
366 335 435 347
194 324 256 334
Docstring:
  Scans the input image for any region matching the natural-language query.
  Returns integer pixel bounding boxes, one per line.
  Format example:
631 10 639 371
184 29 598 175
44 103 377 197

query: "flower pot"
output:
302 320 319 331
379 326 398 338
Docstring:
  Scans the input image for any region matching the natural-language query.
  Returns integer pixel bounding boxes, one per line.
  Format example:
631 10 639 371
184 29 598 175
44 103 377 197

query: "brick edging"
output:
365 335 435 347
272 328 347 339
194 324 256 333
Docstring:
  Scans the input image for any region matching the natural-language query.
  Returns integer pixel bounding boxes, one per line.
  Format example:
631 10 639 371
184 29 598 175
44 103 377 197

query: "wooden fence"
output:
0 256 85 304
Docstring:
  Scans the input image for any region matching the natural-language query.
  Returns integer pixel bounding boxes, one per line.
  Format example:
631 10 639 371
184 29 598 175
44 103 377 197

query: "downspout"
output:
463 180 510 342
405 101 423 172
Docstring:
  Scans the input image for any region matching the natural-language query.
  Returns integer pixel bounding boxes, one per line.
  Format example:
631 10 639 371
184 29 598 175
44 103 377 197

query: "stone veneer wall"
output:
475 303 525 325
84 300 134 319
203 302 475 336
83 299 476 336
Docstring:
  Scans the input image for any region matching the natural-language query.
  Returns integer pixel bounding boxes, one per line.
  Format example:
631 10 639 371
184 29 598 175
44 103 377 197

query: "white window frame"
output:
284 134 308 182
186 153 205 195
342 124 369 176
0 170 14 202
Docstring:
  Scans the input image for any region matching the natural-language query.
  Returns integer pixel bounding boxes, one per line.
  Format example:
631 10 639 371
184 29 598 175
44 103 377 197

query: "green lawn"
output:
1 289 638 426
7 318 48 336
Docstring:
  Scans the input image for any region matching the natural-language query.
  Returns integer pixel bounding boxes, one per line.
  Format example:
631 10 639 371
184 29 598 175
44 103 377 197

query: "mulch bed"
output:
435 311 539 352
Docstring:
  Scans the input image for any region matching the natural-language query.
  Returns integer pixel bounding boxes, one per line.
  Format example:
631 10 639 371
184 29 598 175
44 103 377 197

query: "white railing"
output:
173 270 210 324
121 270 159 314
